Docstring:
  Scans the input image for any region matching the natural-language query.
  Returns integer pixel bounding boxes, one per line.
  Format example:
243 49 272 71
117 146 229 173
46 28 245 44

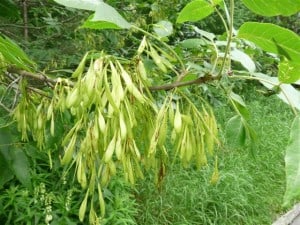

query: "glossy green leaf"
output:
181 73 198 82
0 127 11 150
180 38 207 49
278 59 300 84
284 115 300 206
231 48 256 72
10 148 31 188
230 92 250 120
0 150 14 188
225 115 246 147
230 92 246 107
54 0 131 29
92 2 131 29
241 0 300 16
0 127 14 188
54 0 101 11
238 23 300 62
0 127 30 188
253 73 300 111
81 14 120 30
0 35 36 70
186 62 206 73
177 0 217 23
193 26 216 41
153 20 173 38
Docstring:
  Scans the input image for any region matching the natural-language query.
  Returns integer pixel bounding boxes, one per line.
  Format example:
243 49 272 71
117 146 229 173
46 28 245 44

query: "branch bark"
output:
7 66 58 87
6 66 217 92
22 0 29 41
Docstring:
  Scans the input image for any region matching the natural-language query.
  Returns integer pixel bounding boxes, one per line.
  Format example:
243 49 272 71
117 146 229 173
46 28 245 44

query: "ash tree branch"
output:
6 66 217 92
7 66 57 87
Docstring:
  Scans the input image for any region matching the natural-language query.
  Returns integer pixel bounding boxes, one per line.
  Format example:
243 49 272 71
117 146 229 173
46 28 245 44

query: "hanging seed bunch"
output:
12 37 219 223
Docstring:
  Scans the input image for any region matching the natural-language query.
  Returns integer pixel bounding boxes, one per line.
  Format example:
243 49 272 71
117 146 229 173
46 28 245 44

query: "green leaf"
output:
153 20 173 38
0 127 30 188
0 35 36 70
53 0 101 11
177 0 217 23
193 26 216 41
253 73 300 111
54 0 131 29
230 92 250 120
0 126 14 188
278 59 300 84
238 23 300 63
0 127 11 149
81 14 121 30
230 92 246 107
283 115 300 207
0 0 20 19
180 38 207 49
231 48 256 72
0 150 14 188
241 0 300 16
10 148 31 188
92 2 131 29
225 115 246 148
181 73 198 82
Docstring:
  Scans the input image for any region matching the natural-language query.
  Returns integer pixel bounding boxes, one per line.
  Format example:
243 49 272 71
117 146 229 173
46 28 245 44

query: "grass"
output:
134 84 294 225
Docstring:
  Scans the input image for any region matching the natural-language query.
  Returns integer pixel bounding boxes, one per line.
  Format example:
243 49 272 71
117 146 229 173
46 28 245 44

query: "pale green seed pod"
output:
174 102 182 134
103 135 116 163
158 115 167 146
115 132 123 160
77 157 87 189
210 156 219 185
137 60 148 81
97 110 106 133
108 161 116 176
127 158 135 185
100 165 110 186
149 44 167 73
85 62 96 98
72 52 88 78
97 183 106 217
137 36 147 54
37 114 43 130
50 114 55 136
46 102 53 120
66 88 80 108
88 202 97 225
61 135 77 165
79 189 89 222
119 111 127 140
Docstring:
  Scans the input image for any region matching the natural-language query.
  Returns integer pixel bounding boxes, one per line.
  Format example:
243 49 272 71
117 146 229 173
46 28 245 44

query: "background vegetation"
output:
0 0 299 224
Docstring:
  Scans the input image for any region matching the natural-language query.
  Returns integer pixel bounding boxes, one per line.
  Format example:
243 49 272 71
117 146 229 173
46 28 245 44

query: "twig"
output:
149 75 218 91
0 102 11 113
6 66 217 93
7 66 58 87
217 0 234 77
22 0 29 41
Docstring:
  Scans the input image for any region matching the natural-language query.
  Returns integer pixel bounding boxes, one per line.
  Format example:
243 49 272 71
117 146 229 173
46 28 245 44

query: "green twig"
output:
215 7 229 36
217 0 234 77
